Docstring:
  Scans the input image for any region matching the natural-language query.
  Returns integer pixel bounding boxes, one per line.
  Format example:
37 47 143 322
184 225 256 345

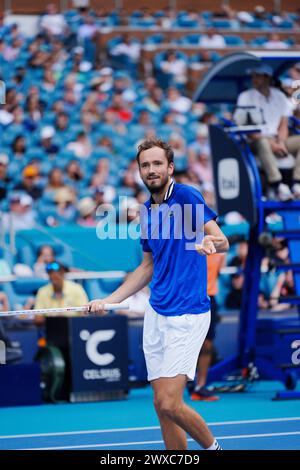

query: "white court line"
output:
1 417 300 440
23 431 300 450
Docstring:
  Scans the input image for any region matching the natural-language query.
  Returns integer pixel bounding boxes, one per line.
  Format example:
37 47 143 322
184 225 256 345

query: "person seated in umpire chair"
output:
234 64 300 201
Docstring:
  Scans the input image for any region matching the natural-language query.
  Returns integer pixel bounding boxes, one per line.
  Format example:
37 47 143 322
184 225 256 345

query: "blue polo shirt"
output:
140 182 217 316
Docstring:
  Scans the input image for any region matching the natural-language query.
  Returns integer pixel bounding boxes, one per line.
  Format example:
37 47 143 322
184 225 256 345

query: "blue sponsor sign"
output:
209 125 257 226
69 316 128 393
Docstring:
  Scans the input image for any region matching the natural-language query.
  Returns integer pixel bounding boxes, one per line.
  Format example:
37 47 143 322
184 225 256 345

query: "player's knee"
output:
154 395 182 418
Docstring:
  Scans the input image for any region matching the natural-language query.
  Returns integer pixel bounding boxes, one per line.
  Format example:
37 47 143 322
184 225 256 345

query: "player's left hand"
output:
195 236 224 255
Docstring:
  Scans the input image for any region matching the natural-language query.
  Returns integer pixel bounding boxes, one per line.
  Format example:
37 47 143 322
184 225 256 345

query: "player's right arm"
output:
87 251 153 314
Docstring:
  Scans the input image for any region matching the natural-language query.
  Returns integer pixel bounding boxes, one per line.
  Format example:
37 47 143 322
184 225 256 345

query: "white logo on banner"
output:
218 158 240 199
291 339 300 366
80 330 116 366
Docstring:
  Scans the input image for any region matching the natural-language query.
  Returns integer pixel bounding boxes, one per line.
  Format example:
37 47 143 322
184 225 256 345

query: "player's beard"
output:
144 173 170 194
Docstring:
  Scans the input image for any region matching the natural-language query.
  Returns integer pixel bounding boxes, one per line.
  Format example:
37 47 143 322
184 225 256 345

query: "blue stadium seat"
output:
211 20 233 29
224 36 245 47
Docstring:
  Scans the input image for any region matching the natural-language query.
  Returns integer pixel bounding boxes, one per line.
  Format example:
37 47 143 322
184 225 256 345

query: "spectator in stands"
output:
113 72 137 103
264 33 288 50
54 111 70 133
106 93 133 123
81 92 101 121
269 270 295 311
64 73 83 101
229 240 248 269
14 165 43 200
41 68 57 94
40 126 59 156
11 105 25 125
51 38 69 72
24 96 43 131
94 158 111 185
40 3 67 39
159 7 176 29
90 67 114 94
1 193 37 232
34 261 88 320
122 160 142 192
165 87 192 115
92 185 116 207
110 34 141 65
80 111 95 134
280 78 298 115
102 109 127 135
66 131 92 159
77 197 97 227
5 88 19 109
189 151 213 185
62 90 79 114
234 65 300 201
3 37 23 62
199 28 226 49
225 271 244 310
54 187 77 223
168 133 187 163
142 86 164 114
33 245 55 276
77 14 98 43
0 102 14 126
71 46 92 72
65 160 84 184
188 124 210 160
97 136 115 155
45 168 70 197
11 66 27 94
160 51 188 87
289 62 300 81
0 154 11 200
161 112 182 135
191 252 226 401
253 5 267 21
11 135 27 160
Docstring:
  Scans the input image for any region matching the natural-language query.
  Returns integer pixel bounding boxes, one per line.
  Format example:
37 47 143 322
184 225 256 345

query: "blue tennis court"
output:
0 381 299 450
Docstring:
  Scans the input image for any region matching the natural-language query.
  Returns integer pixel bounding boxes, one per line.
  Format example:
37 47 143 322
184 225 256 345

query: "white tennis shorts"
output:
143 303 211 382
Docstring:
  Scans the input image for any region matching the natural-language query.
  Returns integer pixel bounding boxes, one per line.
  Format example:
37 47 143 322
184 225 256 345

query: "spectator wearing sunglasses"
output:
34 261 88 321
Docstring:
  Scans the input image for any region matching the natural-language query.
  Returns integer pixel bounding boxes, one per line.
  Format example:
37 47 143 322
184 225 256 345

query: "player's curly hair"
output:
136 139 174 165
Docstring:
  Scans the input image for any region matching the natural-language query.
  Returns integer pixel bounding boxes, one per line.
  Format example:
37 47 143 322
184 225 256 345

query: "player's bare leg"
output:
152 375 216 450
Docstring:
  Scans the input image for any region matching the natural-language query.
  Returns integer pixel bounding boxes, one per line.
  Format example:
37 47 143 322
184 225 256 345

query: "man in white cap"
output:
234 64 300 201
1 193 37 232
40 126 59 156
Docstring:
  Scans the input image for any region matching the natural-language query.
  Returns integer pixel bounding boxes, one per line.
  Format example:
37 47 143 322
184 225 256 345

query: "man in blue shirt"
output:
88 139 229 450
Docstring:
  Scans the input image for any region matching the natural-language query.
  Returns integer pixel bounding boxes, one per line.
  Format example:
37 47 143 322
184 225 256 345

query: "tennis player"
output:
88 139 229 450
